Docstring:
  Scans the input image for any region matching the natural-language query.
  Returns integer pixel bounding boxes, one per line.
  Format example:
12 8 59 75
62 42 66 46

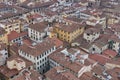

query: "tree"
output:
118 43 120 55
108 40 114 49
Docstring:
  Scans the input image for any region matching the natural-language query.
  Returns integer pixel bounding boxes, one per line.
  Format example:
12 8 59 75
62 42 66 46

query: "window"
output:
52 47 55 50
24 53 26 56
45 62 47 65
27 54 29 57
43 64 44 67
14 64 16 66
68 40 70 42
42 59 44 62
38 67 39 70
13 40 15 42
9 26 12 28
87 33 90 36
113 46 115 48
45 57 47 60
37 56 39 60
42 54 44 57
28 67 30 70
93 48 95 51
45 52 46 55
5 53 7 55
68 32 70 34
11 76 14 78
37 62 39 65
34 63 36 65
16 38 18 41
40 55 41 58
40 60 41 63
36 38 38 40
94 73 97 76
34 37 35 39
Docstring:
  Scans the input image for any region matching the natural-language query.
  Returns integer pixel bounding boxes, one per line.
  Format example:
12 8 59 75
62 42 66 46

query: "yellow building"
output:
0 27 7 44
0 19 21 34
108 17 119 25
53 23 85 43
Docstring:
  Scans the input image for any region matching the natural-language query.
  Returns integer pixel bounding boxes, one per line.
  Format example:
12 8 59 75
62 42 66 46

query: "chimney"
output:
79 59 85 64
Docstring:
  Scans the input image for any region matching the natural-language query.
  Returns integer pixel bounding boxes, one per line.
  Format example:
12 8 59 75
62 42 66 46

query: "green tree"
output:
108 40 114 49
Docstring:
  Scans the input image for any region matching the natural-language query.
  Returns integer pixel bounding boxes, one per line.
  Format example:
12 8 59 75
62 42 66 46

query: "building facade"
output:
28 22 49 42
54 23 85 43
18 39 56 74
0 27 7 44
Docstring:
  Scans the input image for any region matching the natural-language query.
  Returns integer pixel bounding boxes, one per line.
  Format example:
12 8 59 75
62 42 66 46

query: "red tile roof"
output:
27 13 42 19
49 37 63 48
13 70 42 80
0 65 19 78
89 54 110 65
8 31 27 41
49 48 85 74
102 49 117 58
45 66 79 80
19 38 55 57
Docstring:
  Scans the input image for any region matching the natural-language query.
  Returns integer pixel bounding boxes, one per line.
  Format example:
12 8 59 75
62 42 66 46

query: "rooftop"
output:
7 31 27 41
45 66 79 80
54 23 84 33
19 38 55 57
29 22 48 32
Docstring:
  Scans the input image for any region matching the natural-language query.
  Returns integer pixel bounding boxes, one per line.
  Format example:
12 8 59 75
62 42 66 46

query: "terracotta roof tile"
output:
19 38 55 57
29 22 48 32
8 31 27 41
89 54 110 65
45 66 79 80
102 49 117 58
0 65 19 78
54 23 84 33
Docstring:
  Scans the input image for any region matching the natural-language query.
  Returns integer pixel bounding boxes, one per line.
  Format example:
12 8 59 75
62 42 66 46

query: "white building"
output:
83 28 100 42
28 22 49 42
109 36 120 53
89 44 108 54
18 39 56 74
0 43 8 66
88 34 111 54
7 31 28 45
